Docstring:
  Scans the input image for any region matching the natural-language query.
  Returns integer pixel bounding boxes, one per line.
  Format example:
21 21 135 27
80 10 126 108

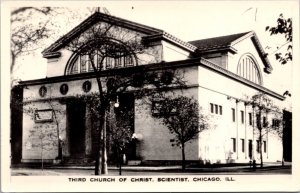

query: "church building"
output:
12 11 288 165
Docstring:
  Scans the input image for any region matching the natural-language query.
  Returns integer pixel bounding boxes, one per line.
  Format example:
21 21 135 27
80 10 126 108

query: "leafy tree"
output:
108 103 134 175
247 92 281 168
67 15 186 175
152 96 209 170
266 14 292 65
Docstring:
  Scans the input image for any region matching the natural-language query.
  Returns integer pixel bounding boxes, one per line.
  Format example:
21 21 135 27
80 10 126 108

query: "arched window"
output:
237 54 262 85
65 38 137 75
66 51 135 75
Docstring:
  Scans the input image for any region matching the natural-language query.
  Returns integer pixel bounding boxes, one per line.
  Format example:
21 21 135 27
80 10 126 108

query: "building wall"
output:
135 87 199 161
202 52 228 69
46 49 73 77
134 65 199 161
197 64 283 163
228 37 268 86
22 100 66 161
21 58 284 163
161 41 191 62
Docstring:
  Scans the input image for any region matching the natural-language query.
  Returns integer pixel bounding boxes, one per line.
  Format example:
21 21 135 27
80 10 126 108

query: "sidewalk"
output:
12 161 291 172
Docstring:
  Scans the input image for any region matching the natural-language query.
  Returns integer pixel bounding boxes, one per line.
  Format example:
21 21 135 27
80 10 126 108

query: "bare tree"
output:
20 98 65 170
152 96 209 170
67 16 186 175
10 7 55 72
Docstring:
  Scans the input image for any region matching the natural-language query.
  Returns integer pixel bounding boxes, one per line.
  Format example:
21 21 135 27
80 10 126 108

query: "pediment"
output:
42 12 163 57
42 12 197 58
190 31 273 74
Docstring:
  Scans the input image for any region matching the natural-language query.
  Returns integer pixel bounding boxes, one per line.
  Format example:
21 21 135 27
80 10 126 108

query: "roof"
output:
189 32 250 51
189 31 273 73
42 12 196 58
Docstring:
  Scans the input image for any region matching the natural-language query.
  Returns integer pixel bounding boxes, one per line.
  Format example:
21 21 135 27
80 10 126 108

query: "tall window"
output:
232 108 235 122
256 140 260 153
219 105 222 115
241 139 245 152
241 110 244 124
263 141 267 153
263 116 267 127
249 113 252 125
237 54 262 85
210 103 214 113
215 104 218 114
248 140 253 158
231 138 236 152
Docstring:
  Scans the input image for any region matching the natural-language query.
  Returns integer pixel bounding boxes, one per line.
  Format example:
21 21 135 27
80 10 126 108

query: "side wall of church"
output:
134 66 199 161
197 64 284 163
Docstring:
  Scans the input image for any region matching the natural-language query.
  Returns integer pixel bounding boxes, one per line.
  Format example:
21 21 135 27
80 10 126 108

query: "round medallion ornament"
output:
82 81 92 93
39 86 47 97
60 84 69 95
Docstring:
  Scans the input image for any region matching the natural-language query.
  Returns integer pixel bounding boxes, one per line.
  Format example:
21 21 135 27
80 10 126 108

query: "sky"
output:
6 1 297 96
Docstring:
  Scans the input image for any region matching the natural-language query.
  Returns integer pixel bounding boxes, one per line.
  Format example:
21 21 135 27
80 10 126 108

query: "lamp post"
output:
114 96 120 108
112 96 123 175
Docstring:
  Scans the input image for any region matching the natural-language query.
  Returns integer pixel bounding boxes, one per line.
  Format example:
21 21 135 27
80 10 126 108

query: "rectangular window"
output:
241 110 244 124
272 119 280 128
249 113 252 125
263 116 267 127
232 108 235 122
210 103 222 115
248 140 253 158
210 103 214 113
256 140 260 153
256 114 260 128
152 101 162 116
241 139 245 152
231 138 236 152
215 104 218 114
34 109 53 123
263 141 267 153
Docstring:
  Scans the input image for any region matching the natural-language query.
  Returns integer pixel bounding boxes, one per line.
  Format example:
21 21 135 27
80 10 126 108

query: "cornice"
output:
19 57 284 101
143 32 197 52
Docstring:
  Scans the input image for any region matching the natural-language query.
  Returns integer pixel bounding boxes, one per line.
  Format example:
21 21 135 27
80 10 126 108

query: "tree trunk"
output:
95 109 106 175
181 142 186 171
101 112 108 174
11 52 16 73
282 141 285 166
259 130 263 168
95 149 102 175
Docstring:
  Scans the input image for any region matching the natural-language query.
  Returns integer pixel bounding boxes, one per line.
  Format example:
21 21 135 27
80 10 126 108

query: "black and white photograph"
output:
1 0 299 192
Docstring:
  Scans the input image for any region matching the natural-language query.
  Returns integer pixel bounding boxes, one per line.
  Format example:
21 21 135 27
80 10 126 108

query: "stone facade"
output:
14 12 289 165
